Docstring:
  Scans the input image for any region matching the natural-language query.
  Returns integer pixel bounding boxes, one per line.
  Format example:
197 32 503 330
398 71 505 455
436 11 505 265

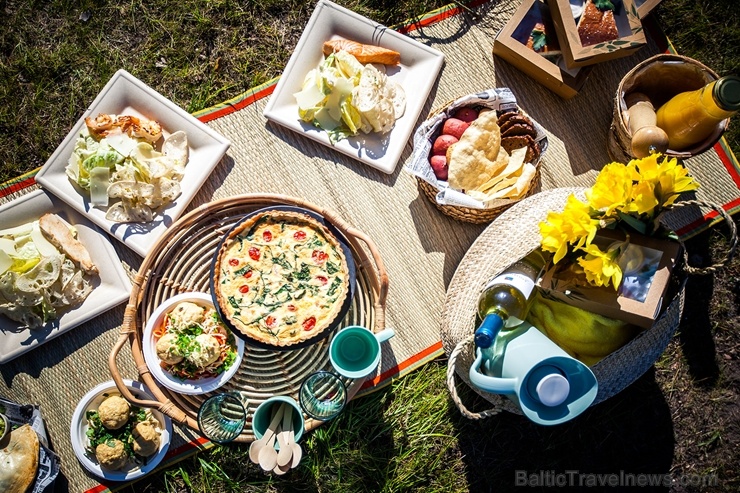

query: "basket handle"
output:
661 199 737 275
108 301 191 424
446 335 503 419
108 304 161 409
319 208 389 333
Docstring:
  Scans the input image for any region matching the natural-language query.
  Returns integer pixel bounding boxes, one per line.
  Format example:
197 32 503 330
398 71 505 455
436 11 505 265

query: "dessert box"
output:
493 0 592 99
538 229 681 329
634 0 662 18
546 0 647 68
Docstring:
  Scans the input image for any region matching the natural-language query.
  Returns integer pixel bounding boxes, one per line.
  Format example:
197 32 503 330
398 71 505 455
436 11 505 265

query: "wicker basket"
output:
607 54 727 163
108 194 389 442
409 90 546 224
441 188 737 419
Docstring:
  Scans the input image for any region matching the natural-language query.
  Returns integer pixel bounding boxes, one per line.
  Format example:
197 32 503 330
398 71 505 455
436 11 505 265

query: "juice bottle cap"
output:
713 75 740 112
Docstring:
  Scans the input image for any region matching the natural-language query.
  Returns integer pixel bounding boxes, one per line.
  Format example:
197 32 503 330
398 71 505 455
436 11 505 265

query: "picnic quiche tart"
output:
214 210 350 347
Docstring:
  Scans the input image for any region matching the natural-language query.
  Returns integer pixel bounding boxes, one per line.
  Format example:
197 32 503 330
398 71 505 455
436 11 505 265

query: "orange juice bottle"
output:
656 75 740 151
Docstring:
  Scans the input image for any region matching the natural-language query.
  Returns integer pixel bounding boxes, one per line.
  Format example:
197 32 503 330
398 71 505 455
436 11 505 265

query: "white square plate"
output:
263 0 445 174
35 69 231 257
0 189 133 364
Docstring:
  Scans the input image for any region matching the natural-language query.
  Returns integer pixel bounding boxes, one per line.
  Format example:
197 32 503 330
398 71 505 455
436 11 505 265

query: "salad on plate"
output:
294 39 406 143
65 113 189 223
0 213 97 329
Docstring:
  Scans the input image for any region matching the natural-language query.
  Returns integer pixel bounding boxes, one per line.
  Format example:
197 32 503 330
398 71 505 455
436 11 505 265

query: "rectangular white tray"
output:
0 189 132 364
263 0 445 174
35 69 231 257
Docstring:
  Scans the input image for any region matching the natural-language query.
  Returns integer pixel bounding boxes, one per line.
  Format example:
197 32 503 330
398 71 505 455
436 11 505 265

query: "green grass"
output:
1 0 739 491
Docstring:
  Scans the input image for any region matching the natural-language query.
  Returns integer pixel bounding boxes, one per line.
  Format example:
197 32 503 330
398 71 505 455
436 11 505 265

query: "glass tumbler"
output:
197 393 246 443
299 371 347 421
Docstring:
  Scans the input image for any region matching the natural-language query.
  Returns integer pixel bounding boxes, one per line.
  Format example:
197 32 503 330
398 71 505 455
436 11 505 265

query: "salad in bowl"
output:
143 292 244 395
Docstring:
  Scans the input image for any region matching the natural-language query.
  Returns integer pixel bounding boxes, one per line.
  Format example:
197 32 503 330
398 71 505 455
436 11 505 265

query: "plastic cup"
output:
329 326 395 379
252 396 304 447
197 393 246 444
299 371 347 421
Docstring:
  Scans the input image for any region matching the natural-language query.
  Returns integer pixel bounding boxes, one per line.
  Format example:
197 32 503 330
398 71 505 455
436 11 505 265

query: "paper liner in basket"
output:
405 88 549 209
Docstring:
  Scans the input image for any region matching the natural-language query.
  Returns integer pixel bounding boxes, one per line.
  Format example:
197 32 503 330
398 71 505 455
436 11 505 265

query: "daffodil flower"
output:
576 243 623 290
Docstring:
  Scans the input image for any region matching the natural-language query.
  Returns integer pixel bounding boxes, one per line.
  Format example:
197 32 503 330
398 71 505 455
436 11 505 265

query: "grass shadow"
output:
450 368 674 492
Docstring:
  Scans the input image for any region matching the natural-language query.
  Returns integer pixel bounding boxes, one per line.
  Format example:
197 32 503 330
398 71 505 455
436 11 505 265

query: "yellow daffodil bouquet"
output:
538 153 699 291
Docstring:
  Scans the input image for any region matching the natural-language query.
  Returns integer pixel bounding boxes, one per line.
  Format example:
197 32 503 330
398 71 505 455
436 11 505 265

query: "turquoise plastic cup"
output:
329 326 395 379
252 396 304 448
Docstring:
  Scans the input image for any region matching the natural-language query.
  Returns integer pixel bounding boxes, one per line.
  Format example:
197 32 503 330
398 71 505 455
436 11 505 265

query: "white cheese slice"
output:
31 222 60 257
0 249 12 275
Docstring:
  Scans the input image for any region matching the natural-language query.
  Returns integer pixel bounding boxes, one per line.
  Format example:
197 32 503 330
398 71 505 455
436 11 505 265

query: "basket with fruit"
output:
406 88 548 223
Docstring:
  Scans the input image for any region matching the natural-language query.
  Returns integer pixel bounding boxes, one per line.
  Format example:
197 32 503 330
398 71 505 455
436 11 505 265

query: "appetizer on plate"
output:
0 213 98 329
294 39 406 143
85 394 163 471
151 299 239 380
65 113 189 223
214 210 350 348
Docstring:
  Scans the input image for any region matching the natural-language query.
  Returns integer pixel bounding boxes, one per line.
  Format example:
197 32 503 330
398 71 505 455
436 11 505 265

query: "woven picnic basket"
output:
108 194 388 441
607 53 727 163
412 92 546 224
441 188 737 419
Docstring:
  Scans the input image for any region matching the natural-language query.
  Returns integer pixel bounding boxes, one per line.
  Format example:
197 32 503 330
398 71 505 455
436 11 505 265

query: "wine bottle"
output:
474 250 548 349
656 75 740 151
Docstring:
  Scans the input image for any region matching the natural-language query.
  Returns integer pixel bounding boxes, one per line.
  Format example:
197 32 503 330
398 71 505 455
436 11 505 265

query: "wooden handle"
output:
625 92 669 158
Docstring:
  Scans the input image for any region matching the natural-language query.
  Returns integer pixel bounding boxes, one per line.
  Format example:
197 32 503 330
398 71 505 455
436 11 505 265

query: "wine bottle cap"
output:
474 314 504 348
535 373 570 407
713 76 740 112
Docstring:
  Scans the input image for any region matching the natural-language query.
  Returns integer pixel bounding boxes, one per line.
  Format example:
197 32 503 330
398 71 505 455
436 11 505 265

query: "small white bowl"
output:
70 379 172 481
143 292 245 395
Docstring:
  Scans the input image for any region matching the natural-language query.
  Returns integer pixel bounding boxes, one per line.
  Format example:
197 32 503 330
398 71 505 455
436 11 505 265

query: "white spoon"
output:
286 421 303 469
249 403 284 466
276 407 293 467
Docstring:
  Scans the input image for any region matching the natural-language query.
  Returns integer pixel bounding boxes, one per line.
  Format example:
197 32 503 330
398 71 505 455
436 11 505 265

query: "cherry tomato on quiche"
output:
302 317 316 331
263 230 273 242
239 285 250 293
316 275 328 285
293 230 306 241
248 247 261 261
265 315 276 328
228 258 239 266
312 250 328 264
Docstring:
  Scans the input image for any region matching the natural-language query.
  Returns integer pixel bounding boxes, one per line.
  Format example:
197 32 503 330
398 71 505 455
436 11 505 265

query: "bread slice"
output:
0 425 39 493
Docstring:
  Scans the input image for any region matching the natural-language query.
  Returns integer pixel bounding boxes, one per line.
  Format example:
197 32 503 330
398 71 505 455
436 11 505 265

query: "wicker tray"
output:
108 194 388 442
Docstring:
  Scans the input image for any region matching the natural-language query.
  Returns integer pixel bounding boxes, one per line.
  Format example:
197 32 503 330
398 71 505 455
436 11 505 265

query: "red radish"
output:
432 134 458 155
453 107 478 123
442 118 470 139
430 155 449 180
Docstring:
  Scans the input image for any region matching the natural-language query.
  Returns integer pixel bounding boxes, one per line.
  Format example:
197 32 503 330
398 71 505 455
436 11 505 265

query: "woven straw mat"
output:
0 0 738 491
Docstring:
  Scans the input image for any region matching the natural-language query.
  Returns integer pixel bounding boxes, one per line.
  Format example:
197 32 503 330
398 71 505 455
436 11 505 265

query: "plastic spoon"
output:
286 420 303 469
276 407 293 467
249 403 284 466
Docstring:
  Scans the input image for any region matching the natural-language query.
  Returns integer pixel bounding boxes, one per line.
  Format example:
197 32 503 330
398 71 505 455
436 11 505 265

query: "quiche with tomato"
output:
213 210 350 347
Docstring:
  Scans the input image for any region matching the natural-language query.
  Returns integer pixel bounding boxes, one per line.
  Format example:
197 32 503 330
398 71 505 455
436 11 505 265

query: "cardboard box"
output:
546 0 647 68
634 0 662 18
493 0 592 99
538 229 680 328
